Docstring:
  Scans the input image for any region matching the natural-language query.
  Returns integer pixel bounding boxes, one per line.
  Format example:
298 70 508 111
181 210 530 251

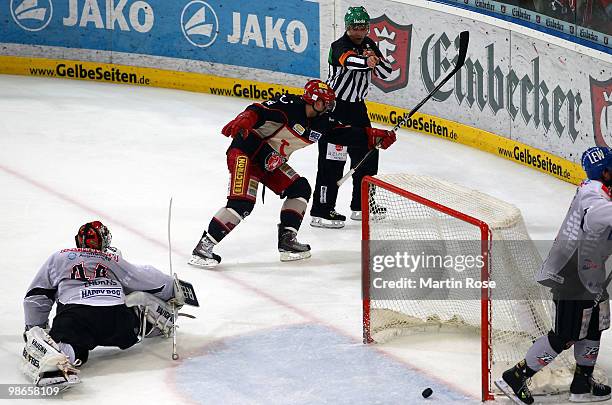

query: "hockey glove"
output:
366 127 396 150
222 110 258 139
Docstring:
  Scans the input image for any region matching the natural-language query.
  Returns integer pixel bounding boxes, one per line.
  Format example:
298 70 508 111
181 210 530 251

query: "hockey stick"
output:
168 197 179 360
593 269 612 307
337 30 470 187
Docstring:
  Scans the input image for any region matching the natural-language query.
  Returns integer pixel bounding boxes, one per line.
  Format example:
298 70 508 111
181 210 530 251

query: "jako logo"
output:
10 0 53 32
181 1 219 48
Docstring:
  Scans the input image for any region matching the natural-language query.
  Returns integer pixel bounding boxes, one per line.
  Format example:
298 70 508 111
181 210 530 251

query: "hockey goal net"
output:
361 174 595 401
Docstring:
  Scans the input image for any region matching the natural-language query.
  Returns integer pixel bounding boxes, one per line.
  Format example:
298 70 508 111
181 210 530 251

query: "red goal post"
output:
361 174 494 400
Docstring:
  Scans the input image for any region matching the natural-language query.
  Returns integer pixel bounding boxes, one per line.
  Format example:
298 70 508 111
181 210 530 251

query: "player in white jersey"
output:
22 221 185 389
496 147 612 404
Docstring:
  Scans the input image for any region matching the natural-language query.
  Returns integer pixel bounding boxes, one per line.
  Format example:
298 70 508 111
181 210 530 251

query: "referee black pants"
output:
311 100 378 214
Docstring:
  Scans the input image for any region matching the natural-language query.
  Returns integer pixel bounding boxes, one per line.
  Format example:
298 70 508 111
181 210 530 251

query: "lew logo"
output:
369 15 412 93
181 0 219 48
591 76 612 148
10 0 53 32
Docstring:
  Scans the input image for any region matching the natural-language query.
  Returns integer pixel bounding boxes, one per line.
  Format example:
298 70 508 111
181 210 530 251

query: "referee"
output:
310 6 393 229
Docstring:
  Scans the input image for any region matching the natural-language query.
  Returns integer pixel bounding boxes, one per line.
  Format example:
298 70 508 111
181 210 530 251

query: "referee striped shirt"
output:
327 33 393 102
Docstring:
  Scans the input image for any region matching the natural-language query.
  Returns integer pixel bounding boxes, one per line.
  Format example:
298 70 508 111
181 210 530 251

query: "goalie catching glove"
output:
366 127 396 150
221 110 259 139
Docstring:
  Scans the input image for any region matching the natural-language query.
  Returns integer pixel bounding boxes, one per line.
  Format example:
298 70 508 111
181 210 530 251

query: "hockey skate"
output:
188 231 221 268
310 209 346 229
278 224 311 261
569 366 612 403
494 361 534 404
351 204 387 222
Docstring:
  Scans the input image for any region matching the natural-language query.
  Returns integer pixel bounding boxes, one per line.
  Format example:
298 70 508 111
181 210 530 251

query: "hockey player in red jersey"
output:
188 80 396 268
22 221 186 389
496 147 612 404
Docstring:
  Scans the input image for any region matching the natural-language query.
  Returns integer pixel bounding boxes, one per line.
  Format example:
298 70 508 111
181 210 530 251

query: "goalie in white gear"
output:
22 221 185 389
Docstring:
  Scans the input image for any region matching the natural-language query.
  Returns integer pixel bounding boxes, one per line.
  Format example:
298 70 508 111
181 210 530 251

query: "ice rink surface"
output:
0 75 609 404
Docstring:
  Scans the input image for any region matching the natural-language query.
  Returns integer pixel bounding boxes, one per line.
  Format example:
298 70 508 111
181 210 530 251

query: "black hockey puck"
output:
422 388 433 398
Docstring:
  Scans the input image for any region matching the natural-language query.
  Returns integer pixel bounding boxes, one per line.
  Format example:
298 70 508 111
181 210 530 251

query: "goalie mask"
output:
303 80 336 114
75 221 112 251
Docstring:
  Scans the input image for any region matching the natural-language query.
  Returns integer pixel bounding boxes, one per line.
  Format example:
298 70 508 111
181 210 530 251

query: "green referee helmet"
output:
344 6 370 31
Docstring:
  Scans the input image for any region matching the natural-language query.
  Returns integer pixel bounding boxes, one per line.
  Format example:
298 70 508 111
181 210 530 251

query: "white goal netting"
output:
363 174 604 398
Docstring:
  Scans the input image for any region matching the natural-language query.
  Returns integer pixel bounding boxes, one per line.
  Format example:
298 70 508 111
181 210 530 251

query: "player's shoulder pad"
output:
261 93 300 107
580 179 612 200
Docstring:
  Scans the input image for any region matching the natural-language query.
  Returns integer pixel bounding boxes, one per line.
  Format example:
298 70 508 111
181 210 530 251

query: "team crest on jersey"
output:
591 76 612 147
369 15 412 93
293 124 306 135
265 152 286 171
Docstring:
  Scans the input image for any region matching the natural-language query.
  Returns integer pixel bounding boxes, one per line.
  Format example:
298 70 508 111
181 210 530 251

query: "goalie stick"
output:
166 200 200 360
168 197 179 360
337 30 470 187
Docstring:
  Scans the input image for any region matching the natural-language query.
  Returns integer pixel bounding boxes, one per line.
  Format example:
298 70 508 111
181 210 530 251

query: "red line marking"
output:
1 163 477 400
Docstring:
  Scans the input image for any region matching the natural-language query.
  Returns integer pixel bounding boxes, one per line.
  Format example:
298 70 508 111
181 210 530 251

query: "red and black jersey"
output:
228 94 367 169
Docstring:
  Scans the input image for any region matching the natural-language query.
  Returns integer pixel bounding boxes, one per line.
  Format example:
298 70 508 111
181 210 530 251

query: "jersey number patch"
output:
70 262 109 281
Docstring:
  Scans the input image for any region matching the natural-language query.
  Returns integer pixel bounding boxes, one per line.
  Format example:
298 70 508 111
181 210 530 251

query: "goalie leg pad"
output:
125 292 176 338
22 327 80 388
